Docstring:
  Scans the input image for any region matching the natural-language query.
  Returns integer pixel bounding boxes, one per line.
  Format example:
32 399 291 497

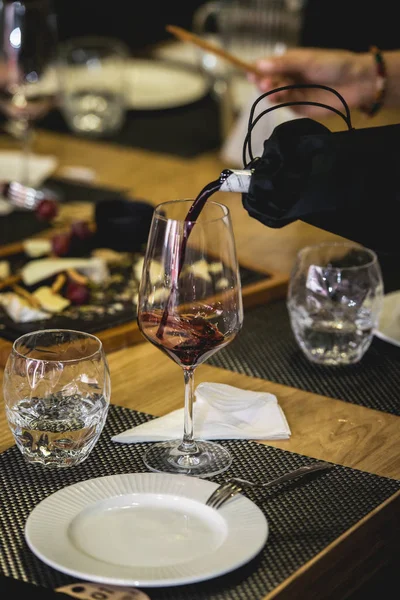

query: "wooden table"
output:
1 106 399 599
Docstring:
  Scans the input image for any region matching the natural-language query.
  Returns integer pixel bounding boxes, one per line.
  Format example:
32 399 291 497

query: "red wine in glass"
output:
140 308 236 368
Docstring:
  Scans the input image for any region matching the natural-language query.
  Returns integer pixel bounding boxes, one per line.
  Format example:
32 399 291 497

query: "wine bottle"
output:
219 169 253 193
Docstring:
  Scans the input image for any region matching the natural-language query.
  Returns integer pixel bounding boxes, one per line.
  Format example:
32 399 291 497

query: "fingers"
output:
246 82 348 118
254 50 312 76
247 57 289 90
247 49 319 96
245 48 360 118
255 55 295 77
247 71 291 93
258 77 292 94
247 53 306 96
247 72 301 102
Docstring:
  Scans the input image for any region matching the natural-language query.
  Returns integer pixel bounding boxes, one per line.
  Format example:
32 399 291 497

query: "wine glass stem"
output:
178 367 198 453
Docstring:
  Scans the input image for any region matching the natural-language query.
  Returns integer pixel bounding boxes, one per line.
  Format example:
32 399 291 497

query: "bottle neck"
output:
219 169 252 193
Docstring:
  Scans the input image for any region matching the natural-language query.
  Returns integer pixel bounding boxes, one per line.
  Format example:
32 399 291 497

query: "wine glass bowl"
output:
137 199 243 477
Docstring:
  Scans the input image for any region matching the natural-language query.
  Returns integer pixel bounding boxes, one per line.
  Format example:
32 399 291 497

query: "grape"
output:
66 281 90 305
36 199 59 221
51 232 71 257
71 220 92 241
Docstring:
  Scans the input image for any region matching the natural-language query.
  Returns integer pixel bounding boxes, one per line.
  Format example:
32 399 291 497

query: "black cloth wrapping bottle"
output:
242 118 400 259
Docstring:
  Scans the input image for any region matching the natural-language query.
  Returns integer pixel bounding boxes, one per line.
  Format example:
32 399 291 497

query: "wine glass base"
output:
143 439 232 478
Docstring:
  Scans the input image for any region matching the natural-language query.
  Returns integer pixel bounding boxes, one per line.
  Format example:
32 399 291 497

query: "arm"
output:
250 48 400 117
381 50 400 108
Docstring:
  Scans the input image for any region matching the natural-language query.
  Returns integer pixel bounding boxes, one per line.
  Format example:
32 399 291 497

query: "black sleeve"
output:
242 118 400 257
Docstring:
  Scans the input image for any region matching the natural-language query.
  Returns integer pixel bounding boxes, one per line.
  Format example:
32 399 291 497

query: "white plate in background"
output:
153 40 203 67
124 59 210 110
374 290 400 347
153 40 256 111
35 59 210 111
25 472 268 587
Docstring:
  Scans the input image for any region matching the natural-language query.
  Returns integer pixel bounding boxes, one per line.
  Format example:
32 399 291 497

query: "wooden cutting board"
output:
0 239 288 368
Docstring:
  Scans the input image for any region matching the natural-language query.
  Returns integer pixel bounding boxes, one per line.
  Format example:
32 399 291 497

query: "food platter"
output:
0 229 289 367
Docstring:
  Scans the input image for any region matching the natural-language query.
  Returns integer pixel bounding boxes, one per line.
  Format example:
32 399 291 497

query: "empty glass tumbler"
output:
287 242 384 366
3 329 111 467
58 36 128 137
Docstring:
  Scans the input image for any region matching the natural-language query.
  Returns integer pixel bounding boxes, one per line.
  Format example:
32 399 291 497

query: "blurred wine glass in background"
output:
192 0 305 136
0 0 59 190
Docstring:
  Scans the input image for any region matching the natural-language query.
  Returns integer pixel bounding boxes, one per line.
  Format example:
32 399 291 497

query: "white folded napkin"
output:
220 86 301 167
111 382 291 443
0 151 58 215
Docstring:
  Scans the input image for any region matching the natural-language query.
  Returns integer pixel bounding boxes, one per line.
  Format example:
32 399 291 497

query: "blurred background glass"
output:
191 0 305 137
0 0 58 188
193 0 305 63
58 36 128 138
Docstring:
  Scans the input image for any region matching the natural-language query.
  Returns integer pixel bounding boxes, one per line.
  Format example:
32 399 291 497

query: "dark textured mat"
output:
1 404 399 599
208 300 400 416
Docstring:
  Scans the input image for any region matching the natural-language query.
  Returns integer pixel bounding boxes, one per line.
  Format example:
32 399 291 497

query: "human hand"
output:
248 48 376 117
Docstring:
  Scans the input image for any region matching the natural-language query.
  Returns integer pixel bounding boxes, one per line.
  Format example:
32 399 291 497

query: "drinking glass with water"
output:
3 329 111 467
58 36 128 137
287 242 384 366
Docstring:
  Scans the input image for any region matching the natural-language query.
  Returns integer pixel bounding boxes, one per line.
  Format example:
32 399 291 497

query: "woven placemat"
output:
208 300 400 417
1 404 398 600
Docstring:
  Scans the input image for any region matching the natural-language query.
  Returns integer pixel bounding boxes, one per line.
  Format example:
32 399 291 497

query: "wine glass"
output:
0 0 58 191
137 199 243 477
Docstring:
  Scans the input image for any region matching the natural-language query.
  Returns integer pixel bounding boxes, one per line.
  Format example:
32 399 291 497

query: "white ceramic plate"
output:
374 290 400 347
153 41 257 112
124 59 210 110
33 59 209 111
25 472 268 587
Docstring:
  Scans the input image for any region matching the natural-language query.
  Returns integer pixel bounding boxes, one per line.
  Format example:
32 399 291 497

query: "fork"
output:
1 181 57 210
205 461 334 510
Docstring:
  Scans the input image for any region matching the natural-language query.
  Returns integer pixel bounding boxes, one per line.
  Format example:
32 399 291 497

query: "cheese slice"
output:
32 287 71 313
0 292 51 322
189 259 212 281
23 239 52 258
0 260 10 280
134 257 163 285
22 257 109 286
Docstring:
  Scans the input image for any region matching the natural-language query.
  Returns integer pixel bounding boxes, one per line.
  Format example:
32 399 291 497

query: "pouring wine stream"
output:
155 169 253 339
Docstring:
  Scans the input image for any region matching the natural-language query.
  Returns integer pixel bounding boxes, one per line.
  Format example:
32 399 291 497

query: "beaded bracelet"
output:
361 45 387 117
